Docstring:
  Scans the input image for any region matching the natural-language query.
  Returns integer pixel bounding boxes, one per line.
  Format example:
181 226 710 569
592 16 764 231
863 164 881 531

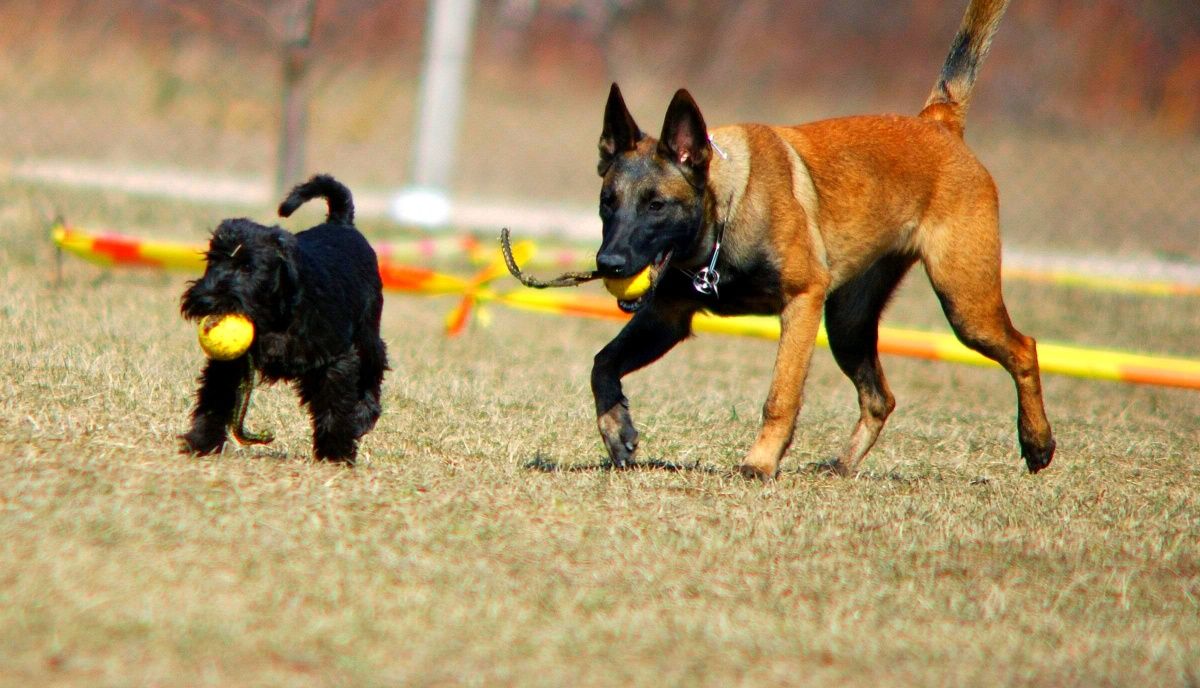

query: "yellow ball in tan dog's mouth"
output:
602 250 674 313
198 314 255 360
603 266 654 301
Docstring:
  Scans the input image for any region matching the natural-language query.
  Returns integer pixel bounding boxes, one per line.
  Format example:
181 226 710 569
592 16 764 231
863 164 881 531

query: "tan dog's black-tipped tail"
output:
920 0 1011 136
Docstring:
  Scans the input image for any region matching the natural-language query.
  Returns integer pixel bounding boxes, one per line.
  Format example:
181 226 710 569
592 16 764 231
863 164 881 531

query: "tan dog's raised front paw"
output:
597 401 639 468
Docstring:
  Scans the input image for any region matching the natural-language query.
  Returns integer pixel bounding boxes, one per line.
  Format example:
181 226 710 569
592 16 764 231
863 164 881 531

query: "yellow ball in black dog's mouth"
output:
198 314 255 360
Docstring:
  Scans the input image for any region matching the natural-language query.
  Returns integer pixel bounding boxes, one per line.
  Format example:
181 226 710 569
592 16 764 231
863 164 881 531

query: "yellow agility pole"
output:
51 223 1200 297
443 241 535 335
464 286 1200 391
50 224 1200 389
687 312 1200 389
480 245 1200 297
52 223 207 272
1002 266 1200 298
50 222 568 274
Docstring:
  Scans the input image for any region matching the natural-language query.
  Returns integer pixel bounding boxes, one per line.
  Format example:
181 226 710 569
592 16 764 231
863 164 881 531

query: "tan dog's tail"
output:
919 0 1011 136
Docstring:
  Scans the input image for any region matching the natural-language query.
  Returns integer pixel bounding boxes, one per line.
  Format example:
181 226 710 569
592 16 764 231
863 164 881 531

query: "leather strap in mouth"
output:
654 249 674 273
500 227 600 288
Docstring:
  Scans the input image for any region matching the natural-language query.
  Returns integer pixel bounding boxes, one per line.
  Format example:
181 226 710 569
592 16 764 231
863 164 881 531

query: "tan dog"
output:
589 0 1055 479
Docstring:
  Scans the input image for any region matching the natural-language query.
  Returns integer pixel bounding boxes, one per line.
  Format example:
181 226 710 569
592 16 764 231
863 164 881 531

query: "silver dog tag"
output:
693 266 720 296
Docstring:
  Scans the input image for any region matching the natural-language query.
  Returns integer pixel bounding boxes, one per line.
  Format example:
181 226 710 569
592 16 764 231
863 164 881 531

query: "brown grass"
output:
0 180 1198 686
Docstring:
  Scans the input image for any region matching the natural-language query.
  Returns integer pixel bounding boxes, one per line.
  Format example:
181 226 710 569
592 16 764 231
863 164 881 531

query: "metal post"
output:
392 0 479 227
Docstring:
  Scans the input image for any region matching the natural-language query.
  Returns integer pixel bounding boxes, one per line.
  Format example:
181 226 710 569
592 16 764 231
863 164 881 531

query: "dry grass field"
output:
1 179 1198 686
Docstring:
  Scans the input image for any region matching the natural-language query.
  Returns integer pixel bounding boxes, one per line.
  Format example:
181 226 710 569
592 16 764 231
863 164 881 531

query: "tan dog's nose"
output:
596 252 629 276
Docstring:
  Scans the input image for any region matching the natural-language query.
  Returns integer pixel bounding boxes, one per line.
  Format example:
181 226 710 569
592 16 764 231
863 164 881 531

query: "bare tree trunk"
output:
277 0 317 198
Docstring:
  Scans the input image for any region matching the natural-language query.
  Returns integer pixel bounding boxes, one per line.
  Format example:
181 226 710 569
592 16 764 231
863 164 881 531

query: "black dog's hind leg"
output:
351 333 388 439
298 353 362 463
181 357 251 455
591 301 694 467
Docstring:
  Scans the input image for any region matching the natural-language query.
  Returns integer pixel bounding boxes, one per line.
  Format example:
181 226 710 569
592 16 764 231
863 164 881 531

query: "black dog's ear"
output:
270 230 302 322
208 219 243 256
657 89 711 188
598 83 642 176
270 230 298 269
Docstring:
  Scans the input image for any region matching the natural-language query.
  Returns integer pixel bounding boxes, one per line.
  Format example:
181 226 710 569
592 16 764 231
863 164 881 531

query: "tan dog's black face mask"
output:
595 84 712 311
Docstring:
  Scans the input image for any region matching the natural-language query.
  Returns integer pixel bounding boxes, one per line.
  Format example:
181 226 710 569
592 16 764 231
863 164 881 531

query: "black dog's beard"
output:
180 287 252 322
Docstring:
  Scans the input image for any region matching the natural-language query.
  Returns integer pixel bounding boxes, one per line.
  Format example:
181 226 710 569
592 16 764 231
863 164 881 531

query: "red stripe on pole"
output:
379 264 439 291
91 234 163 267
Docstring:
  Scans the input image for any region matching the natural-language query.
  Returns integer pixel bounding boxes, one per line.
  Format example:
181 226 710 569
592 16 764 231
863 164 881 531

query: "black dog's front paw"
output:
178 429 225 456
597 400 639 468
312 426 358 465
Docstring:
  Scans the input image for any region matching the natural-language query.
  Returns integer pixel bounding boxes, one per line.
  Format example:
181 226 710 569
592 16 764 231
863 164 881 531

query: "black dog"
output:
180 174 387 463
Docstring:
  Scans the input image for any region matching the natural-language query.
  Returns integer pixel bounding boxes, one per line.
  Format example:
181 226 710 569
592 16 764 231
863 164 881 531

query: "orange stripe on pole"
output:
1118 364 1200 389
878 335 943 362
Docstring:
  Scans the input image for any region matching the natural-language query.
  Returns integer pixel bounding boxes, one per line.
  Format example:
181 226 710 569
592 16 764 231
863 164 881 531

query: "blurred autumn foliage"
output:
4 0 1198 133
1 0 1196 259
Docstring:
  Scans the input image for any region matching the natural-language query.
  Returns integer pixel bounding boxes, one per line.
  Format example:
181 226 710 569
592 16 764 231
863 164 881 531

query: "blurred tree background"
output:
1 0 1197 258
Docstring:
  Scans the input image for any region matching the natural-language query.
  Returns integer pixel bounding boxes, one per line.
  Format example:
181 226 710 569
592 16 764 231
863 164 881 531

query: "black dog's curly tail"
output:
278 174 355 225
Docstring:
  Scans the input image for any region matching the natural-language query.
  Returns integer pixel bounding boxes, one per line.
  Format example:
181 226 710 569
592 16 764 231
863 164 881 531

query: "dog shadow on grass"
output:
524 454 728 475
524 454 940 483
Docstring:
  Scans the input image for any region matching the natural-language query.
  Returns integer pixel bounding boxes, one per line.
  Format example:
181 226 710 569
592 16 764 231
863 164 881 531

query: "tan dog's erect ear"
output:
598 83 642 176
657 89 711 188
